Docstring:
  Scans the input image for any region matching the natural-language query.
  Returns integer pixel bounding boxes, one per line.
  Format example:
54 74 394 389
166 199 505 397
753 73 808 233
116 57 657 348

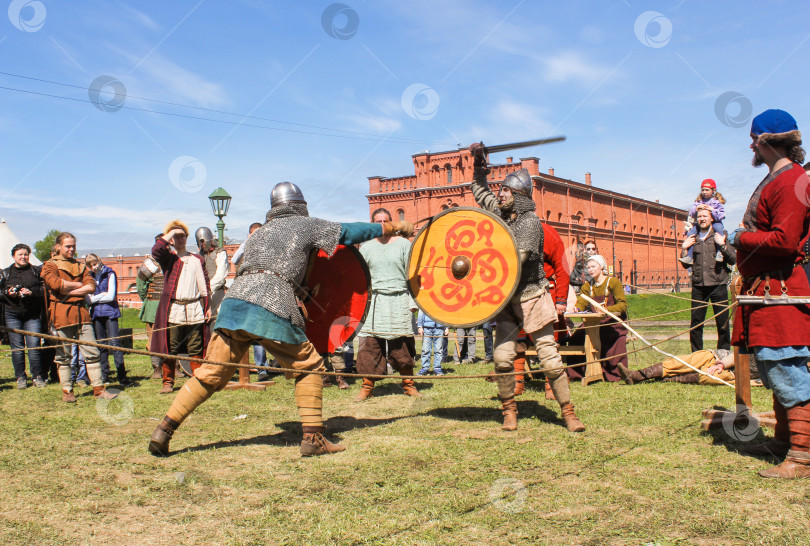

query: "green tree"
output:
34 229 61 262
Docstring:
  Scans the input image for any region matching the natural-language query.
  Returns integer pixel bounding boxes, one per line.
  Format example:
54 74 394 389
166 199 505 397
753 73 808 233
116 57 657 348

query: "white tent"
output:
0 219 42 269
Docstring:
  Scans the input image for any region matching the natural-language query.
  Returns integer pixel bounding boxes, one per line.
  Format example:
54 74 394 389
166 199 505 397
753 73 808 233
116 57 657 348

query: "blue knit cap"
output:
750 109 799 137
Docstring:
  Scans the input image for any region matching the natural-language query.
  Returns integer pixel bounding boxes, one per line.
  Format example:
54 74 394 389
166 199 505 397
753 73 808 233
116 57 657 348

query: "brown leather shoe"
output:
739 438 791 459
300 431 346 457
336 376 349 390
502 398 518 431
758 450 810 478
150 369 162 380
354 379 374 401
148 420 178 457
402 379 422 397
93 386 117 400
62 390 77 403
561 403 585 432
160 382 174 394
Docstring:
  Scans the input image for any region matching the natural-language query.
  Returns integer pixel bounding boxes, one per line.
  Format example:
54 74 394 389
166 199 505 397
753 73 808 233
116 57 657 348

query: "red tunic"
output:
732 162 810 348
542 223 570 306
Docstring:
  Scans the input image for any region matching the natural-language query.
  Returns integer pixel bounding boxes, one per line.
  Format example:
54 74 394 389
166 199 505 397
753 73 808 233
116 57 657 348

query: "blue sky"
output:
0 0 808 250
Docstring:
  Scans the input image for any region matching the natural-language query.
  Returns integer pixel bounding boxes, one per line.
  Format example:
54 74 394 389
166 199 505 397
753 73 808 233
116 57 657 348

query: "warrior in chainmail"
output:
469 142 584 433
149 181 414 458
195 226 229 316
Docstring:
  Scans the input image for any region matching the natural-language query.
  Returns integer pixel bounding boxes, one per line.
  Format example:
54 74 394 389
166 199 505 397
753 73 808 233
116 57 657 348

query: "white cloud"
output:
542 51 610 86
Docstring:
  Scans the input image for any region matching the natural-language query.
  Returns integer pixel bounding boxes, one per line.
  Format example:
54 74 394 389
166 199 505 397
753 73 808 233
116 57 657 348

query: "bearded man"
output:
469 143 584 432
149 182 412 457
730 109 810 479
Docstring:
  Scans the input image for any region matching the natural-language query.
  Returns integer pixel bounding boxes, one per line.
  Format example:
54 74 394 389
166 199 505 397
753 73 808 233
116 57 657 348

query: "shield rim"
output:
407 206 521 328
304 244 372 354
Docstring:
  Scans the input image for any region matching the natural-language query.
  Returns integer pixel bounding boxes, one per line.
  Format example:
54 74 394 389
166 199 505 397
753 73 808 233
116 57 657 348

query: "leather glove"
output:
469 142 487 167
383 220 414 238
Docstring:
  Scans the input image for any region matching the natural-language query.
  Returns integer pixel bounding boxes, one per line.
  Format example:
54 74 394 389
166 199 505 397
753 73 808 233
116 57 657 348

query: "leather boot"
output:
758 449 810 479
662 373 700 384
322 375 333 388
336 375 349 389
150 356 163 379
355 378 375 401
62 390 77 403
93 386 116 399
300 427 346 457
618 362 663 385
544 380 556 400
148 417 180 457
501 397 518 431
560 403 585 432
160 359 176 394
400 365 422 397
513 357 525 396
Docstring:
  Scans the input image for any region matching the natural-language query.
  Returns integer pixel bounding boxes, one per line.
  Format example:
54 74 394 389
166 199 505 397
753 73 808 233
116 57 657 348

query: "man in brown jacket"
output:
40 232 115 403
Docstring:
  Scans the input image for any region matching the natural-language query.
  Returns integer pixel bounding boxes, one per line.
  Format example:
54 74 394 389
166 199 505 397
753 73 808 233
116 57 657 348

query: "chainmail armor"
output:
226 212 342 329
471 165 546 301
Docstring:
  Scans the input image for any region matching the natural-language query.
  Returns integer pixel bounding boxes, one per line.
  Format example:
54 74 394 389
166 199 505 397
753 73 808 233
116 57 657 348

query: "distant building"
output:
367 147 689 289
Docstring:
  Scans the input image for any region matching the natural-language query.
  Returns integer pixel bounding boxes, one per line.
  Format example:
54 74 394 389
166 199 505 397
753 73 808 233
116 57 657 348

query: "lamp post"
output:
208 187 232 248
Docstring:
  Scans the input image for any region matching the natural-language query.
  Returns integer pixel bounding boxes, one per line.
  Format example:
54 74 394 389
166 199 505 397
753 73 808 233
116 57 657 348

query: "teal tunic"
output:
357 237 415 340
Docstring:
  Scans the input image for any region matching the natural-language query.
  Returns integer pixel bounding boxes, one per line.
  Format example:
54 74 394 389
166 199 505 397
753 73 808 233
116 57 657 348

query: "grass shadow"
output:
698 404 778 460
426 400 561 426
170 415 411 456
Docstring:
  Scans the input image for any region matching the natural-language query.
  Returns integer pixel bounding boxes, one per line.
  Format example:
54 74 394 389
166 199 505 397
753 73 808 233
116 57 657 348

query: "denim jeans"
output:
93 317 126 380
4 310 43 380
71 344 88 383
482 322 494 361
420 328 444 372
253 344 268 366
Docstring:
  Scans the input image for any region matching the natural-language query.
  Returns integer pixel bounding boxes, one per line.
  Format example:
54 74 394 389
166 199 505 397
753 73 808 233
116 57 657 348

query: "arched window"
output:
127 283 137 292
445 164 453 185
397 209 405 221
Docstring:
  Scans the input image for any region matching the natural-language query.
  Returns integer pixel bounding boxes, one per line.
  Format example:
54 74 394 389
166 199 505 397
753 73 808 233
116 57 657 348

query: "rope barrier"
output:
0 303 734 383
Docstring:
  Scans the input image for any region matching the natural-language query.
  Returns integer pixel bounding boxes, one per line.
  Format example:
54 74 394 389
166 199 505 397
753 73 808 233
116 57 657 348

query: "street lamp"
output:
208 187 232 247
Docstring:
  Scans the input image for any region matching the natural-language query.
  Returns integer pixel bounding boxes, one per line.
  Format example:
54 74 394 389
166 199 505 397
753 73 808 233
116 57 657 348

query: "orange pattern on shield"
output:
408 207 520 327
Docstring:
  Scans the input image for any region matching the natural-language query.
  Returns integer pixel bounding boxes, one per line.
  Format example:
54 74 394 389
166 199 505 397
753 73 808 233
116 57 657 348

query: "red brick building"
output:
367 147 689 290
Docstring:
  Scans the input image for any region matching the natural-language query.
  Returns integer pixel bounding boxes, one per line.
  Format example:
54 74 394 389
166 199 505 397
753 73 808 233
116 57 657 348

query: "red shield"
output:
304 245 371 354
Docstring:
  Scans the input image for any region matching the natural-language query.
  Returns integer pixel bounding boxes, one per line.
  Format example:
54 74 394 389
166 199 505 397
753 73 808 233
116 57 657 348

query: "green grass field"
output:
1 306 807 545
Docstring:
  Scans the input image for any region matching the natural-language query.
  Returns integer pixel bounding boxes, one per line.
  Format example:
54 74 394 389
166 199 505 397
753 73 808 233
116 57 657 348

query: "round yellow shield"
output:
408 207 521 327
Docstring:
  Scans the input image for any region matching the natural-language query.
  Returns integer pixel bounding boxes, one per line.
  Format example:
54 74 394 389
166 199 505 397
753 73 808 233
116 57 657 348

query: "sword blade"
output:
484 136 566 154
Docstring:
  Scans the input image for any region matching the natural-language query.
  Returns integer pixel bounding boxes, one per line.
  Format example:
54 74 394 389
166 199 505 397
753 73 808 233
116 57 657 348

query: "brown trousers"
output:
181 329 326 427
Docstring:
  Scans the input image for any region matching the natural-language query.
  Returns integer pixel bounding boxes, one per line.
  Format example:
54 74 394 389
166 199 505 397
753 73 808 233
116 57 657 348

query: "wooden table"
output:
562 312 604 386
